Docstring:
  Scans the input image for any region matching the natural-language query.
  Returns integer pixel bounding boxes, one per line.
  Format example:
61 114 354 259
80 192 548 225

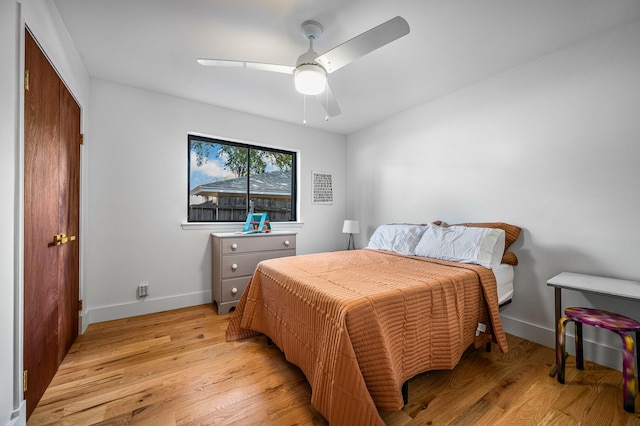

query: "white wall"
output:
346 18 640 371
1 1 20 424
84 79 346 324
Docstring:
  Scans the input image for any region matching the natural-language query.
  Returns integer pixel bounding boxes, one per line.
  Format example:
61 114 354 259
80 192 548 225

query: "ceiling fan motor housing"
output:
295 23 327 95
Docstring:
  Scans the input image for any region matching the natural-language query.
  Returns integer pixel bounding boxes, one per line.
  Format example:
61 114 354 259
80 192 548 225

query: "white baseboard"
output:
82 290 212 331
500 314 624 372
9 400 26 426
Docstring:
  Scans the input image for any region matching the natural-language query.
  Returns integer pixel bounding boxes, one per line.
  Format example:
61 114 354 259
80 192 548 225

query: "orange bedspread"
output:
226 249 508 425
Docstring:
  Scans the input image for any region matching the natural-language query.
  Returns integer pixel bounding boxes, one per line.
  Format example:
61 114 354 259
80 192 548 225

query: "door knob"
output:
53 234 76 246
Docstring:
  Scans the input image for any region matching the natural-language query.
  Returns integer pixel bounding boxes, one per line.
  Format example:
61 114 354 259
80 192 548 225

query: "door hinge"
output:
78 299 83 311
80 134 84 145
23 370 27 392
24 69 29 91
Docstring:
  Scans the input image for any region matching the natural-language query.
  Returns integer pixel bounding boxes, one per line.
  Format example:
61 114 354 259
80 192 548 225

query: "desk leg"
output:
549 287 562 377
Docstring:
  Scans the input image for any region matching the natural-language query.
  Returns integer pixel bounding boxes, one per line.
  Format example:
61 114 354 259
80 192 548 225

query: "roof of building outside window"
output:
190 171 291 197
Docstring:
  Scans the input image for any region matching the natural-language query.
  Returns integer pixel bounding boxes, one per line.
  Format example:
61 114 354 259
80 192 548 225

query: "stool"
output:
557 307 640 413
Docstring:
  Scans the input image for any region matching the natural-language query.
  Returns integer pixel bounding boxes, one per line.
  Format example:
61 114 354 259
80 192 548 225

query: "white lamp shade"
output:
294 64 326 95
342 220 360 234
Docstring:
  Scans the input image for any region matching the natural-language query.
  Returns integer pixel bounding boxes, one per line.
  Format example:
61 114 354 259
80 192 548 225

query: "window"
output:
188 134 297 223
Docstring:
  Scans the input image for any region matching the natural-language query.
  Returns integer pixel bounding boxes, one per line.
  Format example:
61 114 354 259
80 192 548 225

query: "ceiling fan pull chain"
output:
303 94 307 125
325 89 329 121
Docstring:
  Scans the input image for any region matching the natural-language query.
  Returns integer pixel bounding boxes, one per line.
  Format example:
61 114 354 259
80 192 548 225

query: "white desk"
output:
546 272 640 376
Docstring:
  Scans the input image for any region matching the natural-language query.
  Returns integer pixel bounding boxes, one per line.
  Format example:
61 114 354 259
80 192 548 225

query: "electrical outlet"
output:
137 282 149 298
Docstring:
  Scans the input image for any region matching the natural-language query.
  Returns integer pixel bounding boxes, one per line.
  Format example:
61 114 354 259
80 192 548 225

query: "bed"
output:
226 221 521 425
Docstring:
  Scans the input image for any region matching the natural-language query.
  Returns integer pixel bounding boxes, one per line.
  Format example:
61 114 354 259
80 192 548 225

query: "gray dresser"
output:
211 232 296 314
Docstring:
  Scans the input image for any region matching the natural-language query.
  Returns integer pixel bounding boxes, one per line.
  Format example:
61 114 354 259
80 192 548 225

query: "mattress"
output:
494 263 514 305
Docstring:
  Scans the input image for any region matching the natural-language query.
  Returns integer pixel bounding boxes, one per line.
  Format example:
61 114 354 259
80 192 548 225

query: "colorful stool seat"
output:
557 307 640 413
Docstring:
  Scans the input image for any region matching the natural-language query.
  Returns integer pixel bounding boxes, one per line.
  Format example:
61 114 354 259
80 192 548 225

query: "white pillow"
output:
413 225 506 269
365 224 427 255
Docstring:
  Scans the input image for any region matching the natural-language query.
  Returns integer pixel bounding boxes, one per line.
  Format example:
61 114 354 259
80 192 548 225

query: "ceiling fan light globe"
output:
294 64 326 95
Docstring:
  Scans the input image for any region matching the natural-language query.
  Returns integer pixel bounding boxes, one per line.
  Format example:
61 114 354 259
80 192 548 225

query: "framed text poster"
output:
312 171 333 204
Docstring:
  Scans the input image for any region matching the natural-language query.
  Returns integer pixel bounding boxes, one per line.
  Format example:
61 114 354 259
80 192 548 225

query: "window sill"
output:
181 221 304 232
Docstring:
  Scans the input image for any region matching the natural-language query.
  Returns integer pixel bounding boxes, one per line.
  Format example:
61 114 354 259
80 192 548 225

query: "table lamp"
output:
342 220 360 250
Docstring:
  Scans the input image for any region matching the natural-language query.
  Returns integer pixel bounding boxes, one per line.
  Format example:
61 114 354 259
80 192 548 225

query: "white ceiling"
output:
52 0 640 135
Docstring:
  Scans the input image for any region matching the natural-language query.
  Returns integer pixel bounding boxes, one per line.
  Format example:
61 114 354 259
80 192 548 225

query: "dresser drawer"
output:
220 249 295 278
221 234 295 254
220 277 251 303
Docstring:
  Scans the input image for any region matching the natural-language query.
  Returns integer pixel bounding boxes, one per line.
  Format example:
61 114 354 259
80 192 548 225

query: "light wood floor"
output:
29 304 640 425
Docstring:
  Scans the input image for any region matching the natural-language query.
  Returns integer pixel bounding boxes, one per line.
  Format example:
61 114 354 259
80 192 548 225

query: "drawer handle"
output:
231 263 238 271
231 287 238 295
284 240 290 247
231 243 238 250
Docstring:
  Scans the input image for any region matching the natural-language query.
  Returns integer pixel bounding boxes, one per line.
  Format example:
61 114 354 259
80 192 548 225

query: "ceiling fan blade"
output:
197 59 295 74
317 82 341 117
315 16 410 74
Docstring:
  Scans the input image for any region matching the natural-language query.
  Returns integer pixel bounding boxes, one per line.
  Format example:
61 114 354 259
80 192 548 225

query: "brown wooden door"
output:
23 29 80 418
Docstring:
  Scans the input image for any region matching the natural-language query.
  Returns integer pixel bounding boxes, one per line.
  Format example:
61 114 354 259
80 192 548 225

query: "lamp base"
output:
347 233 355 250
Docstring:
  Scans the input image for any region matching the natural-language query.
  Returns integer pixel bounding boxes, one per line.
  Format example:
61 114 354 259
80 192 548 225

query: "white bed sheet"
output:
494 263 514 305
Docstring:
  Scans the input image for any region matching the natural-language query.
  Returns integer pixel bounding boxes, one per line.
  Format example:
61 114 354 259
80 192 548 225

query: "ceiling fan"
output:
197 16 410 119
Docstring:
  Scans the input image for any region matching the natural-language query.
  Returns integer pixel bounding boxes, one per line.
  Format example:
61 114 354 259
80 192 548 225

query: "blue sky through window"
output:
189 143 235 190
